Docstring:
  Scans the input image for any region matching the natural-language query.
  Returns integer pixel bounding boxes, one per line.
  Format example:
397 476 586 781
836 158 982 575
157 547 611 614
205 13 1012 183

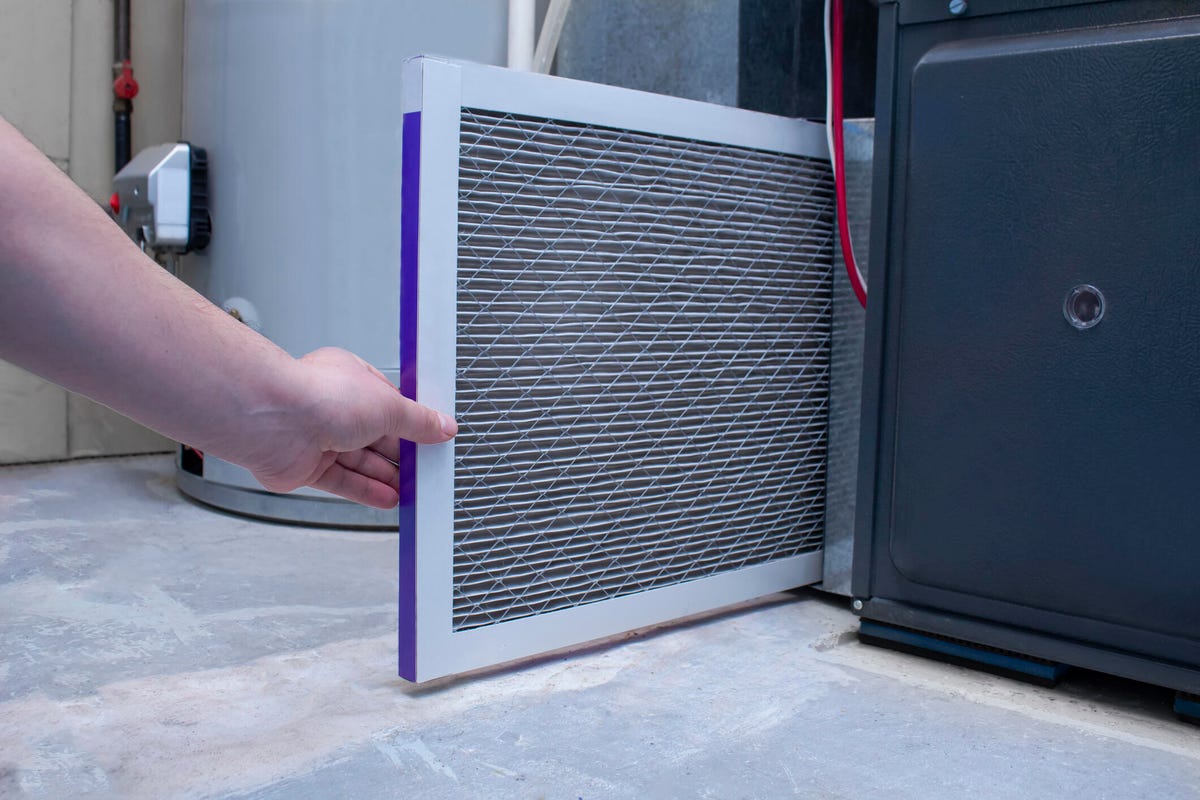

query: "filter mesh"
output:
452 108 834 631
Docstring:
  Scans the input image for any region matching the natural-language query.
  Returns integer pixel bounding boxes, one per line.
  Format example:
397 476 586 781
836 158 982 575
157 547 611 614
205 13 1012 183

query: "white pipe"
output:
532 0 572 74
507 0 536 71
824 0 834 170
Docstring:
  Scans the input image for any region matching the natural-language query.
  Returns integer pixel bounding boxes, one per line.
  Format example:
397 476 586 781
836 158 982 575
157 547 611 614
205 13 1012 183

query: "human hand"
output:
0 117 452 511
236 347 456 509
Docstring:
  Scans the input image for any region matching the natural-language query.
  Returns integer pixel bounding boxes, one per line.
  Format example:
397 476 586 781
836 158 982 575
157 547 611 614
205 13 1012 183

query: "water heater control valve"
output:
112 142 211 255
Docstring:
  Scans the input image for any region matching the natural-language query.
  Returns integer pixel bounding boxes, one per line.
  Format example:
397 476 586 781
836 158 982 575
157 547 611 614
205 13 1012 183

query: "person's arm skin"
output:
0 116 455 509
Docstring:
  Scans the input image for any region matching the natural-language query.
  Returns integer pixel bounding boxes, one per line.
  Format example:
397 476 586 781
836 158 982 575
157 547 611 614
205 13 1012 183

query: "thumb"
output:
387 392 457 444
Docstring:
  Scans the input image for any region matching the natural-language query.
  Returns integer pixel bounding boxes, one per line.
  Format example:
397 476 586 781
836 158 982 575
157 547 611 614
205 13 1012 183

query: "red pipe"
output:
832 0 867 308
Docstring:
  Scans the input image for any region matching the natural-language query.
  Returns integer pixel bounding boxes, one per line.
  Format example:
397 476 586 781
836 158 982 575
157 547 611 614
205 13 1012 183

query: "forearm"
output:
0 116 304 459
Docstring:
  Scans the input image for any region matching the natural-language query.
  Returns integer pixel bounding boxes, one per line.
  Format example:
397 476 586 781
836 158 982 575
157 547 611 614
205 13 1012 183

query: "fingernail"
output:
439 413 458 437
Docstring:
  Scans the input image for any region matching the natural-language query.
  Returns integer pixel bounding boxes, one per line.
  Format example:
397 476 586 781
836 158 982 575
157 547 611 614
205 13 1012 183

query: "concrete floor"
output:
1 455 1197 799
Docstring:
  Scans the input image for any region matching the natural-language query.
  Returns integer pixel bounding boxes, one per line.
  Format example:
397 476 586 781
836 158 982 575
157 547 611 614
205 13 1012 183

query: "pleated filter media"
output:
399 58 834 681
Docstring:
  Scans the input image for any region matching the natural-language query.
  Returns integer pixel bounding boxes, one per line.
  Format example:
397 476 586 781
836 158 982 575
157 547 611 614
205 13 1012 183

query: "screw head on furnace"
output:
1064 285 1105 330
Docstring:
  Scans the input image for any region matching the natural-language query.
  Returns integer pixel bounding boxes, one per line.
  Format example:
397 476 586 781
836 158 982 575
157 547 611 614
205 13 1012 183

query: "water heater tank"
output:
177 0 507 526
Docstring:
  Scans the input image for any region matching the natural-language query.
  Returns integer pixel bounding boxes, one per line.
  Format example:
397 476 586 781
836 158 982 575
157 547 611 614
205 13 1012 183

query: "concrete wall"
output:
556 0 741 107
0 0 183 464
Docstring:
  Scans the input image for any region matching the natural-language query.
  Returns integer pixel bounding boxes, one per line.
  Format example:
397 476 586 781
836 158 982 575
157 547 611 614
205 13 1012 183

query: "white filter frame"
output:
399 56 828 682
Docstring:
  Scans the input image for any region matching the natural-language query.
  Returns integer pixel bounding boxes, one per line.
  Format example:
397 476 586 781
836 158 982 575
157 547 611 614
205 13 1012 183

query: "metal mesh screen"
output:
452 108 834 631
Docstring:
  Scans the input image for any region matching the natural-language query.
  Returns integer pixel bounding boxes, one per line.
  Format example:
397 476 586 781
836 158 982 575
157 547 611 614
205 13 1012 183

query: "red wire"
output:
832 0 867 308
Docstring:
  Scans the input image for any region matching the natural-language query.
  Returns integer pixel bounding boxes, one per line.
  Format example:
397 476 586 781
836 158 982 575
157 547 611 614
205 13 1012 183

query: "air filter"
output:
399 57 834 681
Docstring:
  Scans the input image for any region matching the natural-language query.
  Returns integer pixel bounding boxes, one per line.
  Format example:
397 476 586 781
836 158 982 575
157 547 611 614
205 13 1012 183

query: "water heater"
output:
166 1 507 525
